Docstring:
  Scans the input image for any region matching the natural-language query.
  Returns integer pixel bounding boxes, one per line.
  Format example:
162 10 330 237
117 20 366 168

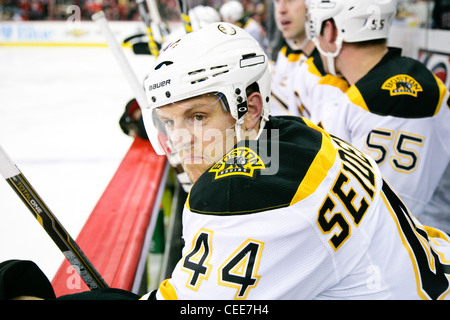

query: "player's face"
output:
274 0 307 41
155 94 237 183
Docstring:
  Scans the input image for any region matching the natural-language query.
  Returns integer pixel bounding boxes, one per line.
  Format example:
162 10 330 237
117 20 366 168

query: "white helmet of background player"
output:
188 5 221 30
305 0 397 75
142 22 270 156
220 0 244 23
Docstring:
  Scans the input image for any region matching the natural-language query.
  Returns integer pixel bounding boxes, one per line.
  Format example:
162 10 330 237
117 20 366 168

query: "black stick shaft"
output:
136 0 160 57
0 146 108 290
177 0 192 33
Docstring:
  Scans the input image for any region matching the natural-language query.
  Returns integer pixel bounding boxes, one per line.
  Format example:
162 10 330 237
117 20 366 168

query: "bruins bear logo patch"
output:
209 147 266 180
381 74 423 97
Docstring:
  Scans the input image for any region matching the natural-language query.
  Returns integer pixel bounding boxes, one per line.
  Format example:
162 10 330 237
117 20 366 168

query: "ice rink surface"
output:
0 45 154 281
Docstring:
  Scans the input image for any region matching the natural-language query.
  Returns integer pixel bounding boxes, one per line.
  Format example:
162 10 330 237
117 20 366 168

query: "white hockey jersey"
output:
145 116 450 300
305 48 450 233
289 52 349 126
269 45 305 116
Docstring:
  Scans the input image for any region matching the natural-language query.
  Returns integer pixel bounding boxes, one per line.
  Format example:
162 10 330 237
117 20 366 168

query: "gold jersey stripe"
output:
433 74 449 116
345 85 370 112
318 74 349 93
158 279 178 300
304 56 322 77
280 45 303 62
290 118 337 205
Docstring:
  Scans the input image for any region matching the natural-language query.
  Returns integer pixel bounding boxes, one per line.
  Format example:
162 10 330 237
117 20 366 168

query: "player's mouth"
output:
280 19 291 30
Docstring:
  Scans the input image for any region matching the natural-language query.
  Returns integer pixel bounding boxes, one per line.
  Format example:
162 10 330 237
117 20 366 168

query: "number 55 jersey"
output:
302 48 450 234
147 116 450 300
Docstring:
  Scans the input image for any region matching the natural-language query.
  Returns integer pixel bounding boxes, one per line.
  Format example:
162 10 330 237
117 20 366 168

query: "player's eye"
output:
194 114 205 122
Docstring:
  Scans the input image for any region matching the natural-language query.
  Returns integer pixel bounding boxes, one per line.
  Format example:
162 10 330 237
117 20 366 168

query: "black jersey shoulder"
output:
350 47 444 118
187 116 336 215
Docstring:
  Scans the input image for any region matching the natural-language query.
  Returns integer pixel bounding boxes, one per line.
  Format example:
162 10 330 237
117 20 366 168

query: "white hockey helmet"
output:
220 0 244 23
142 22 270 156
305 0 397 74
188 5 221 30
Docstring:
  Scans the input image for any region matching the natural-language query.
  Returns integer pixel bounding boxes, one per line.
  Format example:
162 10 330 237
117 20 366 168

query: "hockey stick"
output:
136 0 160 57
92 11 149 110
146 0 170 42
177 0 193 33
123 1 169 56
0 145 108 291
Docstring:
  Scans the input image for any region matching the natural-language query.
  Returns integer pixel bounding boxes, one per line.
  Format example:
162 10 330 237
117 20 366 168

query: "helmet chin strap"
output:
235 117 245 142
312 36 343 77
256 118 267 140
234 114 267 143
234 93 268 143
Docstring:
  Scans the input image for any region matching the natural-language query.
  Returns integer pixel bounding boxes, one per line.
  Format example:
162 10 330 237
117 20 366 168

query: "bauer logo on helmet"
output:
148 79 171 92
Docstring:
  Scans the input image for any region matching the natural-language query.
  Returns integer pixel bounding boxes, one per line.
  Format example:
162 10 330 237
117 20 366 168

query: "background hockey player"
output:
269 0 309 116
303 0 450 234
269 0 347 117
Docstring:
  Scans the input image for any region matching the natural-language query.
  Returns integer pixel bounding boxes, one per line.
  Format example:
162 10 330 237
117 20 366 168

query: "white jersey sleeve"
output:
269 46 305 116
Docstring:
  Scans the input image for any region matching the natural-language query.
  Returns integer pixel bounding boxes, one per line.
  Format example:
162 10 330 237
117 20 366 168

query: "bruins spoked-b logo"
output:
209 147 266 180
217 23 237 35
381 74 423 97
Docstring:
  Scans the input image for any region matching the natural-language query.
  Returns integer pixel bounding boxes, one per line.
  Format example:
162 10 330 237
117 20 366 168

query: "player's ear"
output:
244 92 263 132
323 20 338 50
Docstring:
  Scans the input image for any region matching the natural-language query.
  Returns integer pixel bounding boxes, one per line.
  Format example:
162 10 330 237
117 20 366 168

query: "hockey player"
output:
270 0 348 117
304 0 450 233
138 23 450 299
269 0 309 116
